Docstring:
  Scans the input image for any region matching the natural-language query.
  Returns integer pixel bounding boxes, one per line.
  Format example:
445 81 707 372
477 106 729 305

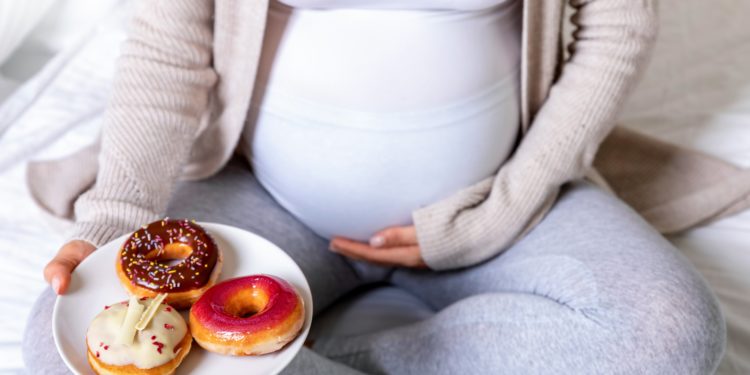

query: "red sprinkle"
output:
153 341 165 354
96 351 100 358
104 345 109 350
164 323 174 330
104 305 110 310
151 335 156 340
99 342 103 347
165 306 172 312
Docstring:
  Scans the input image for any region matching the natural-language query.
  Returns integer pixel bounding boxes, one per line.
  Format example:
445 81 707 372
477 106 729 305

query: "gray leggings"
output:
23 159 725 374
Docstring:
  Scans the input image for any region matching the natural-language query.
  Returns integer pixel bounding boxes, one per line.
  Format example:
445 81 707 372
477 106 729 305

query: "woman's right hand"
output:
44 240 96 295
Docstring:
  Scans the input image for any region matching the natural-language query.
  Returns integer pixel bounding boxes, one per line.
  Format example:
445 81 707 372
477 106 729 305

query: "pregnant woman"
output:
25 0 725 373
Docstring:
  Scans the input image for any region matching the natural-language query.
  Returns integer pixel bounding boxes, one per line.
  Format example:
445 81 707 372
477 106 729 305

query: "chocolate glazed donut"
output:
116 219 223 309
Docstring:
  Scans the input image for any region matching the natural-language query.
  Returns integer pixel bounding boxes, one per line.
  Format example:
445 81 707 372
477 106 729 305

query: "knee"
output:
622 278 726 374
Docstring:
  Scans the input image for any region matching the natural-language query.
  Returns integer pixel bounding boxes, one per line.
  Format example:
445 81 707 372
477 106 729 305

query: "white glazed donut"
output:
86 297 191 375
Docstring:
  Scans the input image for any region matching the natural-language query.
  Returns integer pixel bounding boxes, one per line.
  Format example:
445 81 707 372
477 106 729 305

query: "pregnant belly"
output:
244 1 521 240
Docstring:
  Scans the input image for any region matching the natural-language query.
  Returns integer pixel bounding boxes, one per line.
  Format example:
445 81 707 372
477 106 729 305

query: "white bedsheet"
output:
1 0 749 374
0 6 126 373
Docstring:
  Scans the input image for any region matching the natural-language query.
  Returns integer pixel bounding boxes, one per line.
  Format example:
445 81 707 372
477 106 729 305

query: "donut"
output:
189 275 305 356
86 297 191 375
116 219 222 309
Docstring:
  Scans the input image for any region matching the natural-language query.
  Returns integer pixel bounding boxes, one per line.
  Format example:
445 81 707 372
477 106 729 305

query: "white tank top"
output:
243 0 522 241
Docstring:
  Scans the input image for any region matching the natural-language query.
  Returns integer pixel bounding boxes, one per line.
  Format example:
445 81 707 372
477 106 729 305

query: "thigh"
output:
166 158 365 313
389 181 725 371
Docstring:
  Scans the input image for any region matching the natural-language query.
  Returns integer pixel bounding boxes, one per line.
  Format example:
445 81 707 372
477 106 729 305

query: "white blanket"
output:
1 0 749 373
0 6 126 373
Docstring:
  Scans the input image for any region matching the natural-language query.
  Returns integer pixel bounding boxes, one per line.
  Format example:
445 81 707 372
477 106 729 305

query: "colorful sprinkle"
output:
153 341 165 354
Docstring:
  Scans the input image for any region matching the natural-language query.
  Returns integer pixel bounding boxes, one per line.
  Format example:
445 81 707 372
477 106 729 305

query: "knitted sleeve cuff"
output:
67 221 130 248
411 177 497 271
413 179 557 271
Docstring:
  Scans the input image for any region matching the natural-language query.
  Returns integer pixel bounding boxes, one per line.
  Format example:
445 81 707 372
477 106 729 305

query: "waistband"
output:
250 66 520 132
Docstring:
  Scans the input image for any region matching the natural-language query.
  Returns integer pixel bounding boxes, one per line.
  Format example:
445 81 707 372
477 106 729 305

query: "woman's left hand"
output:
329 225 426 268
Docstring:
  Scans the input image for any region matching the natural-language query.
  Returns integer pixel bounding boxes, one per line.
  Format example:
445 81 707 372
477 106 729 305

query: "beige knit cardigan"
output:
27 0 750 270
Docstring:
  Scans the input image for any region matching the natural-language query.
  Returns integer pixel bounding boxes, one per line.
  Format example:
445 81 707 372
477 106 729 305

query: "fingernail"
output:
51 276 61 294
369 236 385 248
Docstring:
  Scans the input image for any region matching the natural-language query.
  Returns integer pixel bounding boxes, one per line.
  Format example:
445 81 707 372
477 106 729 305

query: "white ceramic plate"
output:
53 222 313 375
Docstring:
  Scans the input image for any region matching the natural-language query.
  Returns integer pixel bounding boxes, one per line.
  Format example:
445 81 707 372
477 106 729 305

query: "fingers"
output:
330 237 425 268
331 225 425 268
43 257 77 295
369 226 417 248
44 240 96 295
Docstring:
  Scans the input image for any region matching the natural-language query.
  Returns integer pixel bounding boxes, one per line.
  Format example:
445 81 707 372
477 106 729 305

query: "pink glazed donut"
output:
188 275 305 355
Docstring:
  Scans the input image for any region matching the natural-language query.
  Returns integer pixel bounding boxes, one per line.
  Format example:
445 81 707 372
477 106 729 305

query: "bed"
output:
1 0 749 373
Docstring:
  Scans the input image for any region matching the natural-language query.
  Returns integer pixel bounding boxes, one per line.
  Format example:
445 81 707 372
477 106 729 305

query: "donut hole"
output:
224 289 270 319
237 307 260 319
144 243 193 267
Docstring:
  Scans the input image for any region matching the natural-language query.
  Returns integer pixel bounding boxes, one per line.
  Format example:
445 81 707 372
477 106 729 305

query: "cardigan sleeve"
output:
412 0 658 270
68 0 217 247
